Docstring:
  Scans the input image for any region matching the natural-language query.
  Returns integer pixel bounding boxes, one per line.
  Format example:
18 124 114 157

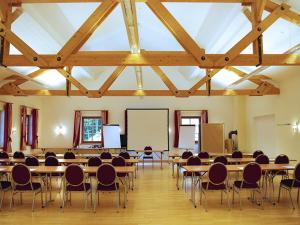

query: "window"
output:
181 117 200 143
0 111 4 148
25 115 32 145
81 117 102 143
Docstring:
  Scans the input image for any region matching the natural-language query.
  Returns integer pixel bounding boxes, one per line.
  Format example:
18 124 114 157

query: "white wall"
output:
37 96 236 151
245 75 300 160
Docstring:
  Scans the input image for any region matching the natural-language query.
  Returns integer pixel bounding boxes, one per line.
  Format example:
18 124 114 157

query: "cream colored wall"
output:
245 75 300 160
38 96 236 151
0 96 43 152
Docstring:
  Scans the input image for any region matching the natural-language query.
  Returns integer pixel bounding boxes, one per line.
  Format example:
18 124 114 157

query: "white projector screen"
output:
103 125 121 149
179 125 195 150
127 109 169 151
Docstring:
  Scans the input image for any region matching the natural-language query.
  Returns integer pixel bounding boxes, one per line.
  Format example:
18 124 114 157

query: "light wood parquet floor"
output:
0 163 299 225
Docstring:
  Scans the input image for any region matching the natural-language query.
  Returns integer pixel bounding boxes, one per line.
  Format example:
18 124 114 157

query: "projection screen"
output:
126 109 169 151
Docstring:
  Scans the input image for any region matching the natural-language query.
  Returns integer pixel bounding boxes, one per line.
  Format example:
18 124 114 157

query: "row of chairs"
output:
0 155 130 211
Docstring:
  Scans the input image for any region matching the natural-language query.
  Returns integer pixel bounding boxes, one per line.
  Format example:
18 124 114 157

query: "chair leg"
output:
226 190 230 211
0 191 4 209
232 188 235 205
32 192 36 212
297 188 299 203
204 191 208 212
221 191 223 204
9 191 14 209
238 190 242 210
41 190 44 208
278 185 282 203
288 189 295 210
20 192 23 205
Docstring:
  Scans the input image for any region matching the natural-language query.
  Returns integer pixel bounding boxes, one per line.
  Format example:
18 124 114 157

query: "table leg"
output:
172 161 175 178
124 176 127 208
176 164 180 190
161 152 163 169
192 172 196 208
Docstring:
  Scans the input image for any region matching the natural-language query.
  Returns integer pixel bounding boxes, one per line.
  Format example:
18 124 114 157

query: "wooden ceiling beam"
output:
7 8 23 24
0 88 279 96
146 0 208 66
57 0 118 63
3 53 300 67
257 0 267 20
98 66 126 96
265 1 300 27
188 69 221 94
12 69 47 86
151 66 178 95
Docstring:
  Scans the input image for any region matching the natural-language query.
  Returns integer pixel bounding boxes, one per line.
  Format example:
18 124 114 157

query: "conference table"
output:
134 150 166 169
8 153 140 159
169 152 253 159
0 165 135 208
181 163 296 208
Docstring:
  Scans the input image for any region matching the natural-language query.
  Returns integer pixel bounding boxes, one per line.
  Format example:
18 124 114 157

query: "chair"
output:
45 156 62 200
0 174 11 208
13 151 25 159
214 156 228 165
142 146 154 168
278 163 300 209
45 152 56 158
253 150 264 158
25 156 41 177
181 151 193 159
232 151 243 158
198 152 209 159
100 152 112 159
255 154 270 195
0 151 9 159
87 157 102 177
62 164 92 210
64 152 75 159
232 162 263 209
182 156 201 191
10 164 43 211
94 164 120 212
119 151 133 166
200 163 229 211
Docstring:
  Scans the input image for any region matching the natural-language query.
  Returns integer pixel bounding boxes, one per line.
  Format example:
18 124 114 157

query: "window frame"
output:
81 116 102 144
25 115 32 145
181 116 201 144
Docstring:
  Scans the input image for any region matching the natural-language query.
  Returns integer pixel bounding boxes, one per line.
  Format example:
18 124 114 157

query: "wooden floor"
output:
0 163 299 225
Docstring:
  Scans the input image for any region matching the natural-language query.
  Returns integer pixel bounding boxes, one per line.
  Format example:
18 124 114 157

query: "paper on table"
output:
282 166 295 169
30 168 36 171
237 167 244 170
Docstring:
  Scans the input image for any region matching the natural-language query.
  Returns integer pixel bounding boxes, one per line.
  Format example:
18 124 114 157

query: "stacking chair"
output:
120 152 133 166
200 163 229 211
62 164 92 210
100 152 112 159
0 174 11 209
13 151 25 159
25 156 41 178
198 152 209 159
253 150 264 158
232 162 263 209
232 151 243 159
94 164 120 212
181 151 193 159
255 154 270 194
45 151 56 158
45 156 62 201
87 157 102 177
112 156 130 190
183 156 201 191
142 146 154 168
0 151 9 159
214 156 228 165
64 152 75 159
278 163 300 209
10 164 43 211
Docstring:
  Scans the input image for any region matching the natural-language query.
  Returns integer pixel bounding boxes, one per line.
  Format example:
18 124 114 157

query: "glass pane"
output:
83 117 102 142
181 118 190 125
191 118 199 125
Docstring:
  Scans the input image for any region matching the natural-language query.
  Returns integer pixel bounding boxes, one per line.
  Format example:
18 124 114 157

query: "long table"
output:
181 164 295 208
134 150 166 169
0 165 135 208
169 152 254 159
8 153 139 159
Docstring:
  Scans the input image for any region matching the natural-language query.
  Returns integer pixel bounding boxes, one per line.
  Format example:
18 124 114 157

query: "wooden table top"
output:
182 164 295 173
173 158 297 164
134 150 166 153
7 153 139 158
0 158 139 164
0 165 135 174
169 152 253 158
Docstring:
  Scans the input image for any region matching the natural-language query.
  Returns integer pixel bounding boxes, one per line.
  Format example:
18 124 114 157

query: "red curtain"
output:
72 111 82 148
31 109 38 149
20 106 27 151
3 103 12 152
101 110 108 146
201 110 208 124
173 110 181 148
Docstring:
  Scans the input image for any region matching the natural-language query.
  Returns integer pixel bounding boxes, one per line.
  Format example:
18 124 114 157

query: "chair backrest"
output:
100 152 112 159
253 150 264 158
208 163 227 185
45 156 59 166
214 156 228 165
198 151 209 159
187 156 201 166
119 152 130 159
0 151 9 159
12 164 31 185
181 151 193 159
144 146 152 156
13 151 25 159
274 154 289 164
255 154 269 164
294 163 300 182
64 152 75 159
243 163 261 184
25 156 39 166
112 156 126 166
96 164 116 186
65 164 84 186
45 151 56 158
88 157 102 167
232 151 243 158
